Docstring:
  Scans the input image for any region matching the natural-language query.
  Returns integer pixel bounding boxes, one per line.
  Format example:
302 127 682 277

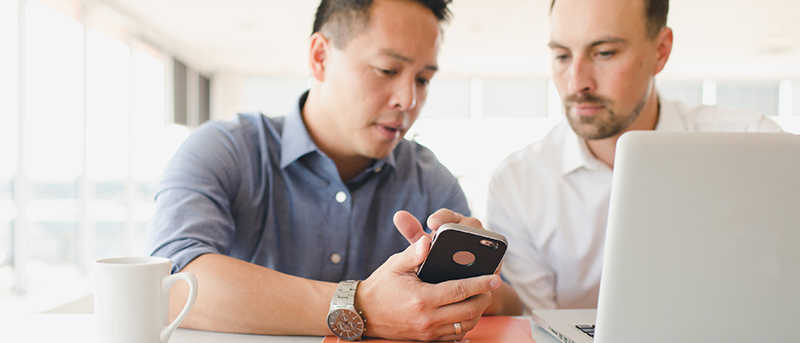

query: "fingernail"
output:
415 238 424 254
490 277 501 289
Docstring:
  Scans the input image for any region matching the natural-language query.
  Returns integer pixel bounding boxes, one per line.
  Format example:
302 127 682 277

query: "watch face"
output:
327 308 364 340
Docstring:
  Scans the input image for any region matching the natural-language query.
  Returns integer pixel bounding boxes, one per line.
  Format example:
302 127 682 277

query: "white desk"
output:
1 314 323 343
2 314 561 343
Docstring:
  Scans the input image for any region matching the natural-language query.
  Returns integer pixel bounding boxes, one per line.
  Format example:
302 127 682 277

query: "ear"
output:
309 32 330 82
653 27 673 75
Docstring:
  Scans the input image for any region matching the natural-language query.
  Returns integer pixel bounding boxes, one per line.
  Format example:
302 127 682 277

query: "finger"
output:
434 274 502 305
458 216 485 230
433 316 481 342
427 209 485 231
494 261 504 275
394 210 428 244
432 292 493 323
426 208 462 231
386 236 431 273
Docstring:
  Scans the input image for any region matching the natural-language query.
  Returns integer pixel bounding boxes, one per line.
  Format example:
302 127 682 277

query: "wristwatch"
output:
327 280 366 341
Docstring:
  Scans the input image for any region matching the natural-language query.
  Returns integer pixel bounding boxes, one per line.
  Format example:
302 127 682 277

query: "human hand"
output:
356 237 502 341
395 209 504 275
394 208 484 245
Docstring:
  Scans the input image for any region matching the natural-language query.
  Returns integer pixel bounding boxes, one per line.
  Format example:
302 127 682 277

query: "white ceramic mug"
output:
94 256 198 343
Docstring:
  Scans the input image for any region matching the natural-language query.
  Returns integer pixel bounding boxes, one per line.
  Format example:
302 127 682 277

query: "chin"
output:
567 120 606 140
368 149 393 160
363 142 399 160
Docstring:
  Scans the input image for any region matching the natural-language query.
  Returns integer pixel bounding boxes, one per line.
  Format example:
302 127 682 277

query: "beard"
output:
564 92 647 140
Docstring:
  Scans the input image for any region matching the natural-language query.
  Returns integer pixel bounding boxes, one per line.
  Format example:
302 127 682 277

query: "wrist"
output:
355 278 375 336
327 280 366 340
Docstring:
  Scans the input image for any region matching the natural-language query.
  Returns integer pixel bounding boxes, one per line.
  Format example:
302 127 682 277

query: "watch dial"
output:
328 309 364 340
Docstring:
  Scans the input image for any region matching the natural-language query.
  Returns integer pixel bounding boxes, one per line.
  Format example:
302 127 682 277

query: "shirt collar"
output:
653 93 687 132
279 91 398 172
382 148 398 171
560 93 682 175
280 91 318 169
561 122 602 175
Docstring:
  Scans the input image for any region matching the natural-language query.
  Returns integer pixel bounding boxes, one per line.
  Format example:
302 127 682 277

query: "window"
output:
2 0 195 301
717 81 780 116
173 58 211 127
241 76 311 116
173 59 187 125
792 80 800 117
87 17 131 260
657 80 703 107
131 43 181 254
404 77 561 221
483 78 549 118
419 78 471 119
24 0 85 275
0 0 19 292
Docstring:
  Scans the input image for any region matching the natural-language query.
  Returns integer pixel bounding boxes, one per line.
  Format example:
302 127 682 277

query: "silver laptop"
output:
531 132 800 343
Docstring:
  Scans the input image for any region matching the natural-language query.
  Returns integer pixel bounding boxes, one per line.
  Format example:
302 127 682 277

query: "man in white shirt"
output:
487 0 783 312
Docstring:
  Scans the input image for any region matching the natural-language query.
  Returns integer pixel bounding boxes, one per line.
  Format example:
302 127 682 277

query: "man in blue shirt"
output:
145 0 520 340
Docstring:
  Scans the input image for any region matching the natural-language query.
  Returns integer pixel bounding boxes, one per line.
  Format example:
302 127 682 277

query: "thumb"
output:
394 210 427 244
391 236 431 273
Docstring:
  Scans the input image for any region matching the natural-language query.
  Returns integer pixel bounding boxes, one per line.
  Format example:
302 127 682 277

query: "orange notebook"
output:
322 316 537 343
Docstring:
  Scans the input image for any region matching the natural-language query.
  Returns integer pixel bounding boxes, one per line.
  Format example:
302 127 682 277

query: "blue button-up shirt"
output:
145 92 470 281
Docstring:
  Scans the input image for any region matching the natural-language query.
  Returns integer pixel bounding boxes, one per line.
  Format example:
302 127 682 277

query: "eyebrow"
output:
380 49 439 72
548 36 628 50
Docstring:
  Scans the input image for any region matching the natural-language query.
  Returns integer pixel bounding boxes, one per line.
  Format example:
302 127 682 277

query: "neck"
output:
586 91 660 169
302 88 373 182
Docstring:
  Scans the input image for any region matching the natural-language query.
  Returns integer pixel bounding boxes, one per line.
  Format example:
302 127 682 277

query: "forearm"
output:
168 253 336 336
483 282 522 316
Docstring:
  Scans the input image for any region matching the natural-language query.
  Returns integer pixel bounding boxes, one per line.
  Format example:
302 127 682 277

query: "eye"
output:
416 77 430 87
378 68 397 76
554 53 570 63
596 50 616 59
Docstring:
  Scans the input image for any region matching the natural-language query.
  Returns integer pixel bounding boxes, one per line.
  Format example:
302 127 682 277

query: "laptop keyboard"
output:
575 324 595 338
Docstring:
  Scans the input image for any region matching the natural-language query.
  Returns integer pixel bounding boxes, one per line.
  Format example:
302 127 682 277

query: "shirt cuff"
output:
150 240 220 274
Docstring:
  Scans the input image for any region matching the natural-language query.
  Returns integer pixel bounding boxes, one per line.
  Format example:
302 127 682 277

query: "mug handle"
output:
159 272 198 343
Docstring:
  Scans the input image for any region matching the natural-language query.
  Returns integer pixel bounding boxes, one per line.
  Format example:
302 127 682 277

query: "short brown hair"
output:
550 0 669 39
313 0 453 48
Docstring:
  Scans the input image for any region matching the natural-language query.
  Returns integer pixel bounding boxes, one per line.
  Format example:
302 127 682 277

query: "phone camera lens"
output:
480 239 499 249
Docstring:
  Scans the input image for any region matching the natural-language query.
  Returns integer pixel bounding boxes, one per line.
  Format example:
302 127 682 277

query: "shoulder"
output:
663 100 782 132
487 121 572 230
186 113 284 154
394 139 442 166
391 139 470 214
165 113 282 180
159 113 286 202
491 120 570 187
391 139 455 183
200 113 282 140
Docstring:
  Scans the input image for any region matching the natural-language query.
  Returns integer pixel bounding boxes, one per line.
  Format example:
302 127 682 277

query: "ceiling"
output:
96 0 799 79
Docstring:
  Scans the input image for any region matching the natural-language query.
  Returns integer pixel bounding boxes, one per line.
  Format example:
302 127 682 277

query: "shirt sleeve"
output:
486 161 558 312
144 122 244 274
757 115 785 132
436 174 471 219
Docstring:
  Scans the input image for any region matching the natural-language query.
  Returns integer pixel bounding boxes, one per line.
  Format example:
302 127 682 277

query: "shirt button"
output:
330 253 342 264
335 191 347 203
374 166 382 173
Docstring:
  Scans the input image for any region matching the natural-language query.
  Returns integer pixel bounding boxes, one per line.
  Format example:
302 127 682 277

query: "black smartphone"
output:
416 223 508 284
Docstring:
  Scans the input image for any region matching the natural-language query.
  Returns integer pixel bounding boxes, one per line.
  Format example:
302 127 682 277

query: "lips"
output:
374 123 403 141
569 103 605 117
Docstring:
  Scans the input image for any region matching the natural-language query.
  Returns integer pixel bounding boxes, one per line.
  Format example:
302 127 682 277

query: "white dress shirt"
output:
487 96 783 312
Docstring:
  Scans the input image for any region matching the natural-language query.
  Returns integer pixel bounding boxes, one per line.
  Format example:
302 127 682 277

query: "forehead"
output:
550 0 648 46
346 0 441 60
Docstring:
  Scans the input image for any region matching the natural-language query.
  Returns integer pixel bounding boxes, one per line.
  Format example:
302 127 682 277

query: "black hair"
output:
312 0 452 48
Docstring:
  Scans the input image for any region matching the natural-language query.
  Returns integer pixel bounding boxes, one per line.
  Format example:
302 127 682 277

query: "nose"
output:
390 77 417 112
567 56 595 95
